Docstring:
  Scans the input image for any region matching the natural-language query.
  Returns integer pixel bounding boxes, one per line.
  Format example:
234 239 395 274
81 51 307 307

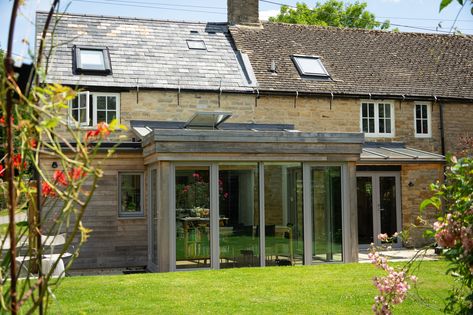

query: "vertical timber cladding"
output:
401 163 444 247
41 152 147 269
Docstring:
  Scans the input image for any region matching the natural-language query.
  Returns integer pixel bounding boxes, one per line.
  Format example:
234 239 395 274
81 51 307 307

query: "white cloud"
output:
259 9 280 21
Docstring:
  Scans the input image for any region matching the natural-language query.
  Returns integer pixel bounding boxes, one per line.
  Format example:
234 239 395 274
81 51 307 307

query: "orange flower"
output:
85 122 111 142
53 170 68 186
41 182 56 197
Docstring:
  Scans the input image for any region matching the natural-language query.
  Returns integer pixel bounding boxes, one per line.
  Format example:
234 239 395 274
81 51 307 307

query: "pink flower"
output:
377 233 388 242
192 173 200 179
223 192 229 199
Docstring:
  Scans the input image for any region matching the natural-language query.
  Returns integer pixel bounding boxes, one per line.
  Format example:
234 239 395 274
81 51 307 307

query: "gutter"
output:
60 84 473 104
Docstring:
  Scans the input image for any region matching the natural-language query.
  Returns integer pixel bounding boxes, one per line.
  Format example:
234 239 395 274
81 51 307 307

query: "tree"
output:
440 0 473 14
268 0 390 30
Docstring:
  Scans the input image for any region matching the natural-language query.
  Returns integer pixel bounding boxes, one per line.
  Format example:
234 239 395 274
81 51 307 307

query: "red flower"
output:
29 138 38 149
85 122 111 142
0 165 4 177
53 170 68 186
69 167 85 180
0 116 5 126
12 153 27 170
41 182 56 197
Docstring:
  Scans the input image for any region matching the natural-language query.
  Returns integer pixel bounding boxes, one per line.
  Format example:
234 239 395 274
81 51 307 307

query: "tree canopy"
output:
268 0 390 30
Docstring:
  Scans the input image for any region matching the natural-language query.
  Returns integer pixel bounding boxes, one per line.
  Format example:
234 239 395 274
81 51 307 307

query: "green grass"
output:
49 261 451 315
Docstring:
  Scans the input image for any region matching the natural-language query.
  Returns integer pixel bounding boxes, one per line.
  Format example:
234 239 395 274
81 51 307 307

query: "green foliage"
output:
440 0 473 14
423 155 473 313
268 0 390 30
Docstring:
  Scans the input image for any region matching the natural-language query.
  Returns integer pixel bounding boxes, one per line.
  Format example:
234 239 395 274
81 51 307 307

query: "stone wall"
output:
443 102 473 155
400 163 444 247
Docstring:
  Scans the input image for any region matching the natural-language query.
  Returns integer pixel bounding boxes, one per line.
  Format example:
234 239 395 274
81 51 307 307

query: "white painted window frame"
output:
414 102 432 138
68 92 120 127
360 100 395 138
118 172 145 218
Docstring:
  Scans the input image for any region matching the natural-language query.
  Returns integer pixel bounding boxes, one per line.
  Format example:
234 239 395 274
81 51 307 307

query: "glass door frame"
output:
169 162 219 271
169 161 350 270
303 163 350 265
356 171 401 247
147 166 159 271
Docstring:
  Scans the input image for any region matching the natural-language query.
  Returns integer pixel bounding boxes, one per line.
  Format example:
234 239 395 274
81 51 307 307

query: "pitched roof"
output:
36 12 256 91
230 22 473 101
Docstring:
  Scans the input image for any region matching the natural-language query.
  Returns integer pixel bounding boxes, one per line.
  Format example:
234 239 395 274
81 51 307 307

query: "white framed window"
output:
360 101 395 137
118 172 144 217
414 102 431 138
73 45 112 75
68 92 120 127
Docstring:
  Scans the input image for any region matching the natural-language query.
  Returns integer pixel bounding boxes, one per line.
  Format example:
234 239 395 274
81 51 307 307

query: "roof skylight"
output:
184 112 232 129
292 55 329 77
73 45 112 75
187 40 207 50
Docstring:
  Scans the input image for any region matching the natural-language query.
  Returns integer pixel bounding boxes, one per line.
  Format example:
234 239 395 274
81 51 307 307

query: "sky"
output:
1 0 472 63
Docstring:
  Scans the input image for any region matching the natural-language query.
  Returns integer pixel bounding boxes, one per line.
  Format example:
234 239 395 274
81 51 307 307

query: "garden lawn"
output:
49 260 451 314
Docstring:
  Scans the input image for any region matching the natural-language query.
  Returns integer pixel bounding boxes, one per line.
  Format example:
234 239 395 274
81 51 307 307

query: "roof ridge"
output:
36 10 227 26
261 21 473 40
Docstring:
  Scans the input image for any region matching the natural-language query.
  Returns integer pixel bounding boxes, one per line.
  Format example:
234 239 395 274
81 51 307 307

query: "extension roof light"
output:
184 112 232 129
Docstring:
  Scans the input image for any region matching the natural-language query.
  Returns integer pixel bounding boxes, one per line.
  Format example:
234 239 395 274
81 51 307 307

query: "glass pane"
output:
378 104 384 118
357 177 373 244
415 105 421 118
264 163 303 266
369 118 374 133
71 98 78 109
312 167 342 262
80 49 105 69
120 174 142 214
421 105 427 118
379 177 397 237
97 96 106 110
219 163 259 268
379 118 385 133
362 119 368 133
71 108 78 121
362 103 367 117
108 111 117 123
175 167 211 269
79 108 87 124
97 111 106 123
79 93 87 109
107 96 116 110
385 119 391 133
385 104 391 118
422 120 428 134
368 103 374 117
150 170 158 266
416 119 422 134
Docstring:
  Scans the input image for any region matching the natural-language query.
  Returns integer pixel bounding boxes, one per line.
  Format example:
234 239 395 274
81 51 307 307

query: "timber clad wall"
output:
42 153 148 269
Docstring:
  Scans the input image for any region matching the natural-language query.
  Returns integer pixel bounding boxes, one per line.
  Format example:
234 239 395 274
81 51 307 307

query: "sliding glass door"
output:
175 166 211 269
219 163 260 268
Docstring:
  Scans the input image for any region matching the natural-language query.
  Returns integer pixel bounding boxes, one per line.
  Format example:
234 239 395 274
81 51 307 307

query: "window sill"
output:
118 214 145 220
414 134 432 139
363 133 395 138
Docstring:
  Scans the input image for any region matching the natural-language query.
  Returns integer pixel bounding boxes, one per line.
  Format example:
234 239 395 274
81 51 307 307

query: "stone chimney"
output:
227 0 261 27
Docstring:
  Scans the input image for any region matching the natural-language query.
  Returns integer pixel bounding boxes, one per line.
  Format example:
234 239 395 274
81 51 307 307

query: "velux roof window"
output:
73 45 112 75
186 40 207 50
292 55 330 78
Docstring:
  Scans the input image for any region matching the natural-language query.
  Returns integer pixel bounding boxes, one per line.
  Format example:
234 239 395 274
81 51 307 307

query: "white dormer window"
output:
292 55 330 77
360 101 395 137
414 102 431 138
68 92 120 127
